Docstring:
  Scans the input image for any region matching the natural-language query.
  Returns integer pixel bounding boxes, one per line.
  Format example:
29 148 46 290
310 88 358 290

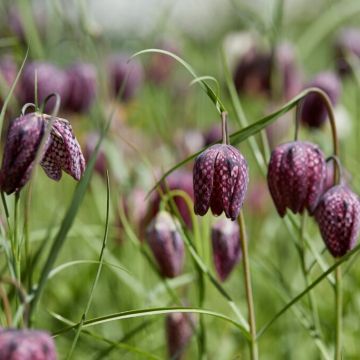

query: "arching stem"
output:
221 112 229 145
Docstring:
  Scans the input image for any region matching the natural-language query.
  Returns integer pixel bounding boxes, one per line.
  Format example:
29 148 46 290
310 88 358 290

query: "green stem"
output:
238 212 258 360
335 266 342 360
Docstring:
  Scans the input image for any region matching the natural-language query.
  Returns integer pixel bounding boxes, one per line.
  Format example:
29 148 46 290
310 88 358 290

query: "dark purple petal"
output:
315 185 360 257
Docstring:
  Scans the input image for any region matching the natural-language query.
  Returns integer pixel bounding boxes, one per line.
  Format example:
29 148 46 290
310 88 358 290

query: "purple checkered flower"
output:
146 211 185 278
211 218 241 281
267 141 327 217
315 185 360 257
0 112 85 194
193 144 249 221
0 329 56 360
40 115 85 181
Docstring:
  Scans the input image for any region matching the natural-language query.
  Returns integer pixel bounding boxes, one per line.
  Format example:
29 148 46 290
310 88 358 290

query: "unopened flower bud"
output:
146 211 185 278
211 218 241 281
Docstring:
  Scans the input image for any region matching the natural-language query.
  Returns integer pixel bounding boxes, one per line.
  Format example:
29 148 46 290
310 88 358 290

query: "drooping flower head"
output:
0 112 85 194
0 328 57 360
193 144 249 221
315 185 360 257
146 211 185 278
211 218 241 281
300 72 341 128
65 62 97 113
267 141 327 217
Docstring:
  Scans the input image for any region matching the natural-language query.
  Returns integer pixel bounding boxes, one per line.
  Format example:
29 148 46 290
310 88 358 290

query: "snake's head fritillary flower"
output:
211 218 241 281
0 329 57 360
315 185 360 257
21 61 69 112
146 211 185 278
108 54 144 101
193 144 249 221
0 113 47 194
40 115 85 181
166 312 194 360
300 72 341 128
66 63 97 113
267 141 327 217
334 27 360 77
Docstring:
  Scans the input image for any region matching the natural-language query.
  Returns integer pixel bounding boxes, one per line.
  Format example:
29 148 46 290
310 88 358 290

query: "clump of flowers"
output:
0 112 85 194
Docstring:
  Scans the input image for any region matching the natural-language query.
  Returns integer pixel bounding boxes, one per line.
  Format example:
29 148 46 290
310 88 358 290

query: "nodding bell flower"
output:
211 218 241 281
146 211 185 278
0 329 57 360
193 144 249 221
315 185 360 257
66 63 97 113
300 72 341 128
166 312 194 360
0 112 85 194
267 141 327 217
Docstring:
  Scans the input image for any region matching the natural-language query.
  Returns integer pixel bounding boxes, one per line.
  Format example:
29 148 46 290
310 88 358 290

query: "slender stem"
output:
238 211 258 360
335 266 342 360
221 112 229 145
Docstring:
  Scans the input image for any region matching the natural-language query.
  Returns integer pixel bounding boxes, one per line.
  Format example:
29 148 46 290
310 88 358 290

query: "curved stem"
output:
238 212 258 360
335 266 342 360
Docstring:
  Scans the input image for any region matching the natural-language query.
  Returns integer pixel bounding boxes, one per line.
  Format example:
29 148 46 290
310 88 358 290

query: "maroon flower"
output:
0 112 85 194
0 328 57 360
40 115 85 181
65 63 97 113
193 144 249 221
108 54 144 101
21 62 69 112
0 113 46 194
300 72 341 128
146 211 185 278
315 185 360 257
166 312 194 360
211 218 241 281
267 141 326 217
0 56 18 105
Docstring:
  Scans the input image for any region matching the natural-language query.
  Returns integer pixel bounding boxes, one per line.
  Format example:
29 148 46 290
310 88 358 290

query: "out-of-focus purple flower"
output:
233 43 302 100
0 328 57 360
246 181 271 216
193 144 249 221
315 185 360 257
146 211 185 278
323 160 351 193
40 116 85 181
211 218 241 281
108 54 144 102
83 132 107 177
0 112 85 194
300 72 341 128
65 63 97 113
267 141 327 217
146 40 179 84
21 62 69 112
175 130 205 158
203 125 222 146
166 312 194 360
334 28 360 77
0 55 18 106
